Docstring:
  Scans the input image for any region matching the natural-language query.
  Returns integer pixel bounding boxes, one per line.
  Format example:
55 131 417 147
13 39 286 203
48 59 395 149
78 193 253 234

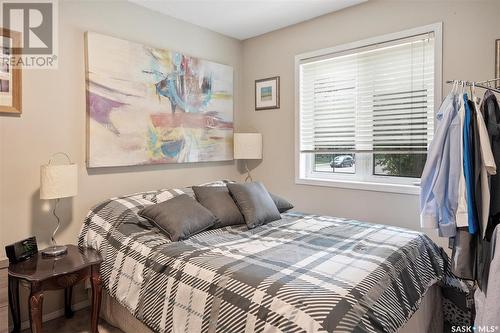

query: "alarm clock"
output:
5 236 38 263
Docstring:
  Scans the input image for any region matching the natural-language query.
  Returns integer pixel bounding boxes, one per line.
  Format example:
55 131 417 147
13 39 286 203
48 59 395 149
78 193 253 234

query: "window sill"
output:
295 177 420 195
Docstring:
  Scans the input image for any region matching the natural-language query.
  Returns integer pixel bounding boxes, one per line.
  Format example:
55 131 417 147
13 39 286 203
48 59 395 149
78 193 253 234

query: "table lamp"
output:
234 133 262 182
40 153 78 257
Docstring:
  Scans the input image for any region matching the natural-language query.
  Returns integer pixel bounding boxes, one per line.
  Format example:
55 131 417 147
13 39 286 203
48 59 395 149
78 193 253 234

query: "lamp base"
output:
41 245 68 257
244 161 253 182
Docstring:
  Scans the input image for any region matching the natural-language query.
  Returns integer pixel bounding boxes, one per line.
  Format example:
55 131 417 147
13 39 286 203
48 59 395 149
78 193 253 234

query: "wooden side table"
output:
8 245 103 333
1 258 8 333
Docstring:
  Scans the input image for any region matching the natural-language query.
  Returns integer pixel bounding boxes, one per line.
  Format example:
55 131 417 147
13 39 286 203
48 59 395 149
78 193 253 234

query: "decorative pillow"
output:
138 194 217 241
196 180 235 187
227 182 281 229
192 186 245 228
140 188 186 204
180 186 195 199
269 193 294 213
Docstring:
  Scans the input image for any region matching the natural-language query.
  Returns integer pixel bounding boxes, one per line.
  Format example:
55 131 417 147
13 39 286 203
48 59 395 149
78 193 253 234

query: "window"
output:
296 24 442 194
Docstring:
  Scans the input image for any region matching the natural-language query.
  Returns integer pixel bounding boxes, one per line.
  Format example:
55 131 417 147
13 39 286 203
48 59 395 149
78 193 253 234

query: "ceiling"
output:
129 0 367 40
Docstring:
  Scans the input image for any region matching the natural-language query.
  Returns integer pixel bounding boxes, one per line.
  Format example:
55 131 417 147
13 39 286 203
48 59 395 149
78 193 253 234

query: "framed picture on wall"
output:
0 28 21 114
85 32 234 167
255 76 280 110
496 39 500 88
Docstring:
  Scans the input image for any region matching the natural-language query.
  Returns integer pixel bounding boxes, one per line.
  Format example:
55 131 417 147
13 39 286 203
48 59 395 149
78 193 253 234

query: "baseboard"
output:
11 299 90 331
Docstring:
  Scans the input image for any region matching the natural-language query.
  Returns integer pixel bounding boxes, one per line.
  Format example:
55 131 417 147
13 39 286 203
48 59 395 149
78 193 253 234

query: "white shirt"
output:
420 92 461 237
456 98 468 227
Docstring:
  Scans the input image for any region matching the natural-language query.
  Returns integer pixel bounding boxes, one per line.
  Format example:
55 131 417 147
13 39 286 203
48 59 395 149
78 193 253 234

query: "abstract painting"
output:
255 76 280 110
85 32 234 167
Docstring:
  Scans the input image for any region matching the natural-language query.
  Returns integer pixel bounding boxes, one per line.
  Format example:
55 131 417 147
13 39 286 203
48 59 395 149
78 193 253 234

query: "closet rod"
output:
477 78 500 85
445 79 500 94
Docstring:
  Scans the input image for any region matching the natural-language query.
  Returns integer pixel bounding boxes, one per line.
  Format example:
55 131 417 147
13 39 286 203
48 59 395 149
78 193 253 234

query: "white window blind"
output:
299 32 435 154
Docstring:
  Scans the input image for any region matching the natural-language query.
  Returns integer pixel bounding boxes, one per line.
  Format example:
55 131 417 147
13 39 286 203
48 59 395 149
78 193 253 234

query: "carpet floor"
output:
21 308 124 333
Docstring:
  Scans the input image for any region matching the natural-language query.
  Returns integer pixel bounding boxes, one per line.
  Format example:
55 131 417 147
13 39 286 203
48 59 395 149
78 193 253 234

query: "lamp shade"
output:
40 164 78 200
234 133 262 159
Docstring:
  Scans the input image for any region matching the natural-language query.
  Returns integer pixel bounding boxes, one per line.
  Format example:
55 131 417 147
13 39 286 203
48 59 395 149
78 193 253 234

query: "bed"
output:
78 185 447 333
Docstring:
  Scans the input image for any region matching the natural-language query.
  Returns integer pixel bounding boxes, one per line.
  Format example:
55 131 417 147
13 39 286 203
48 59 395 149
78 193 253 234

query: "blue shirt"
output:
420 92 461 237
463 94 478 235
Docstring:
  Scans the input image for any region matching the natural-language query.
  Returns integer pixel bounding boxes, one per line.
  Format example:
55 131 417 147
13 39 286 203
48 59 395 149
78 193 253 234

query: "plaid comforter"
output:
78 186 447 333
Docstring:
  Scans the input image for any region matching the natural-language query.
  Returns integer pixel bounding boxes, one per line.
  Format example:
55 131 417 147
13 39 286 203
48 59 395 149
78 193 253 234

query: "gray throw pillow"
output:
269 193 294 213
138 194 217 241
192 186 245 228
227 182 281 229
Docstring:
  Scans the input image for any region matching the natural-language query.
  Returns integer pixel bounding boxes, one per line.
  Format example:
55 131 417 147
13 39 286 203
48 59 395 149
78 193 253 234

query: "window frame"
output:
294 23 443 195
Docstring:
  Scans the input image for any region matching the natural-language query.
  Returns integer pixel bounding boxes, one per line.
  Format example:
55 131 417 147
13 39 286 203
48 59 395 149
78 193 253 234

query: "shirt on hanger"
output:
456 99 468 228
474 95 496 238
420 92 461 237
482 90 500 240
463 93 479 235
471 98 482 235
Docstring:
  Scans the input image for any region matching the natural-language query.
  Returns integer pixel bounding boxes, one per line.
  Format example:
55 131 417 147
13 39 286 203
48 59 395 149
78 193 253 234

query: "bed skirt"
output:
96 284 443 333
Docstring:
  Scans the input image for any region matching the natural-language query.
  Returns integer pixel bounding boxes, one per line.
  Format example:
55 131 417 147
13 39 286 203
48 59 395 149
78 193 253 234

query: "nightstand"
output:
1 258 8 333
8 245 103 333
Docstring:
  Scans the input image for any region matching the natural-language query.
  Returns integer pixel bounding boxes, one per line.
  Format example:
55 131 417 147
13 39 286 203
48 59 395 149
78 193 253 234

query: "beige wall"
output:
0 0 243 321
240 0 500 247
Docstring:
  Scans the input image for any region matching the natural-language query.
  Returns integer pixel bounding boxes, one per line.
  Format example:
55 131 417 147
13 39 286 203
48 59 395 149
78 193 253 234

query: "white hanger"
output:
451 80 458 95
